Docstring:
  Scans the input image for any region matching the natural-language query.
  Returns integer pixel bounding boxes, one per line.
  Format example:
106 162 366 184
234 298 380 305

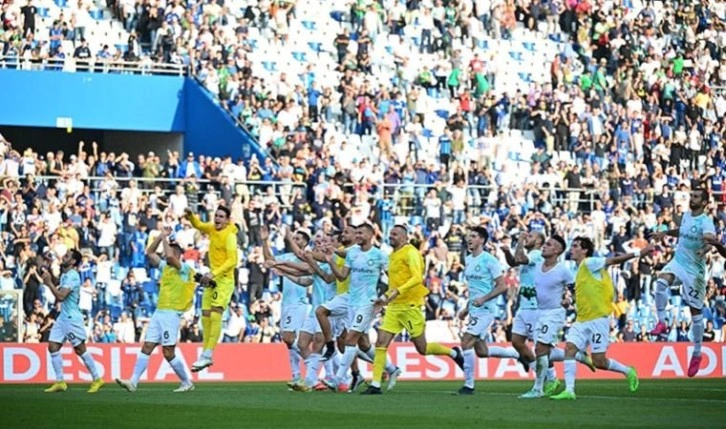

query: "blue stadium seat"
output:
435 109 449 120
248 39 258 50
301 21 317 31
292 52 307 62
476 39 489 50
109 305 122 321
115 43 128 53
518 73 532 83
142 281 157 295
89 9 104 20
422 129 434 138
329 11 345 22
38 7 50 18
308 42 322 52
509 51 523 62
262 61 278 72
409 215 423 226
522 42 536 52
385 46 393 54
53 0 67 7
411 36 420 46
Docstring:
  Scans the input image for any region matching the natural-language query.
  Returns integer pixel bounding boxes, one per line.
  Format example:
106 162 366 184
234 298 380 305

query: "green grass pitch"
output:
2 380 724 428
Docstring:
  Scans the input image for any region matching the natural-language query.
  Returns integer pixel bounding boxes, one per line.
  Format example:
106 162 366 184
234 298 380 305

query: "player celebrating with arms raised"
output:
116 227 196 392
184 206 239 372
649 188 716 377
501 231 544 370
456 226 519 395
42 249 105 393
551 237 649 400
360 225 464 395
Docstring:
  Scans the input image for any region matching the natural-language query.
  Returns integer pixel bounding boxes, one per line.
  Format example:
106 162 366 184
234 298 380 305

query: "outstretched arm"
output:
605 244 655 267
184 208 213 234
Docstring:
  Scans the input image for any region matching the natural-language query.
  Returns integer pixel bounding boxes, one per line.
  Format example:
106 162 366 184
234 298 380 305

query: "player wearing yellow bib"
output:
184 206 239 372
361 225 464 395
116 228 197 392
551 236 650 400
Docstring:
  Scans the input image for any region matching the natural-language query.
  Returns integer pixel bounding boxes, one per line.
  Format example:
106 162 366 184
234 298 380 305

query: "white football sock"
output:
654 278 670 322
564 358 576 394
169 355 191 385
304 353 322 387
288 346 301 380
335 345 357 384
80 351 100 380
692 314 704 356
533 355 549 392
131 352 150 387
546 365 557 381
323 357 335 382
50 351 64 382
463 349 476 389
607 358 629 375
487 346 519 359
549 347 565 361
357 347 374 363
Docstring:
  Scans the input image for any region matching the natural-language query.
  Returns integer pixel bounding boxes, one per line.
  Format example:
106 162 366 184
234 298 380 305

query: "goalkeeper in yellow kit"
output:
360 225 464 395
184 206 239 372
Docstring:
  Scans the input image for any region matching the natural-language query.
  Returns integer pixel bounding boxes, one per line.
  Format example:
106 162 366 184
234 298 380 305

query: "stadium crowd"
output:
1 0 726 349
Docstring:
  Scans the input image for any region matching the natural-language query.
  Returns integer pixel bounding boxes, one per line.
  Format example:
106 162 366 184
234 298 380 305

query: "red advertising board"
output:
1 342 724 383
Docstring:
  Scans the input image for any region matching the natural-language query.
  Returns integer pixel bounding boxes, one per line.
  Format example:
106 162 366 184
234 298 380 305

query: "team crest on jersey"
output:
475 265 481 272
367 259 376 266
690 225 699 233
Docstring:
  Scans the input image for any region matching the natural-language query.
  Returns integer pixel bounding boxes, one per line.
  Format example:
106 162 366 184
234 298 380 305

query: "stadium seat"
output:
329 11 345 22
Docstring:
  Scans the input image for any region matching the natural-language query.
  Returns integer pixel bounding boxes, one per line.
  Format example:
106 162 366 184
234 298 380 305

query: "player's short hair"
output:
356 223 374 233
215 205 231 218
550 235 567 253
392 224 408 235
693 186 710 201
471 226 489 244
573 236 595 257
169 242 184 254
69 249 83 267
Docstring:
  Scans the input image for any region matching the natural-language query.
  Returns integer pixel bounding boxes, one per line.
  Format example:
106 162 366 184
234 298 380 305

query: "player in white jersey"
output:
327 223 400 392
260 225 312 387
501 231 545 370
519 235 575 398
271 230 338 392
650 188 716 377
456 226 520 395
42 250 105 393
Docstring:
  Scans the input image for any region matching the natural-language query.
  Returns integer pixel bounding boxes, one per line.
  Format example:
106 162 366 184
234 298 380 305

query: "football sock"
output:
131 352 150 387
426 342 454 357
563 357 576 393
207 312 223 352
463 349 476 389
50 351 64 382
169 355 191 385
288 344 301 380
607 358 629 375
201 315 212 351
533 354 549 392
335 345 357 383
692 314 704 356
371 347 388 388
80 351 100 380
487 346 519 359
655 278 670 322
304 353 322 387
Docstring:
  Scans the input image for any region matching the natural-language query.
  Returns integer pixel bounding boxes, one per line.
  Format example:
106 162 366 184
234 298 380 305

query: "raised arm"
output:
145 231 165 268
260 225 275 262
162 234 182 270
40 271 71 302
303 252 337 284
275 271 313 287
605 244 655 267
184 208 213 234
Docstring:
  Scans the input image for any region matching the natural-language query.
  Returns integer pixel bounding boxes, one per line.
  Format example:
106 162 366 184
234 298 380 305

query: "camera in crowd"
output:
194 273 217 288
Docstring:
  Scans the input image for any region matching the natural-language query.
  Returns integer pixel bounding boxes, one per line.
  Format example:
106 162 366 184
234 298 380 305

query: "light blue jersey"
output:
311 262 336 308
345 246 388 308
278 253 310 307
59 269 83 321
465 251 505 314
674 212 715 274
518 249 544 310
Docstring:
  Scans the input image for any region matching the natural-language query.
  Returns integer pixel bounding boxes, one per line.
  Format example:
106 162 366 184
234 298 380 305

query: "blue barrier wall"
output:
0 69 186 132
0 69 264 161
